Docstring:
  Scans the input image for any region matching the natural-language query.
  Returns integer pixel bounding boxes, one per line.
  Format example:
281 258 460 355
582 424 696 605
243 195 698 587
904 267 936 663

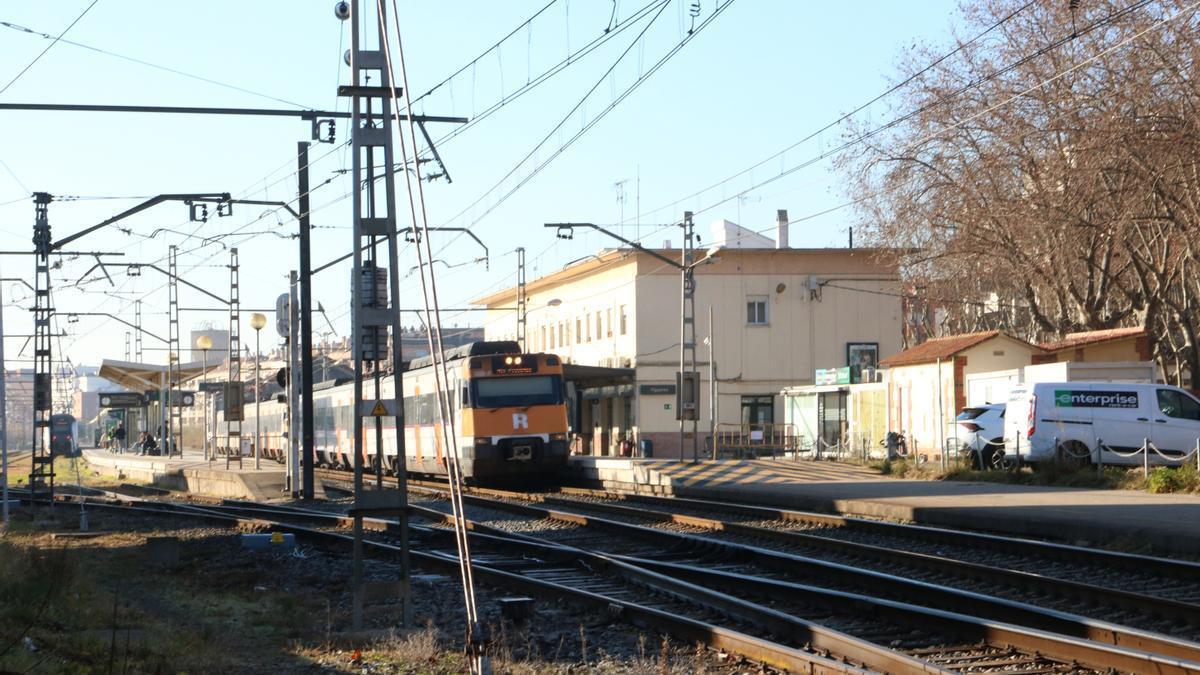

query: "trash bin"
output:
638 439 653 458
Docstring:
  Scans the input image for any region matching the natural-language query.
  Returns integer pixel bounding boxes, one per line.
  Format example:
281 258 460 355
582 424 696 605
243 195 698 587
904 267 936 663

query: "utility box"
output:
224 383 244 421
676 371 699 421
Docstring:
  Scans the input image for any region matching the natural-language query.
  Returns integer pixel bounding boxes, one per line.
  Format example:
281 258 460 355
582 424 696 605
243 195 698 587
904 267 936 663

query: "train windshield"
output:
472 375 562 408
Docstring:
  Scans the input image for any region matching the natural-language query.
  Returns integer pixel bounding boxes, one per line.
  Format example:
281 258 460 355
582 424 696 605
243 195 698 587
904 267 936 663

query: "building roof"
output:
471 246 902 306
880 331 1019 367
98 359 209 392
1039 327 1146 353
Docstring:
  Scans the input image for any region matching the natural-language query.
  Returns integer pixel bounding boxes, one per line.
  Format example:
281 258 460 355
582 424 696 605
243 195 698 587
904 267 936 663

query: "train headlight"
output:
513 356 522 365
504 356 513 364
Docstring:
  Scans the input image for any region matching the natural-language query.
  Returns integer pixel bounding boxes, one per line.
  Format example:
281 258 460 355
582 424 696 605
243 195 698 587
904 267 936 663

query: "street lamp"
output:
249 312 267 470
196 334 213 460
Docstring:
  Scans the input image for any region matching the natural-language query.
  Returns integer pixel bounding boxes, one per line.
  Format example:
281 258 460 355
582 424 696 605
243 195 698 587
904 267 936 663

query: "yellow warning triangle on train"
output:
369 400 388 416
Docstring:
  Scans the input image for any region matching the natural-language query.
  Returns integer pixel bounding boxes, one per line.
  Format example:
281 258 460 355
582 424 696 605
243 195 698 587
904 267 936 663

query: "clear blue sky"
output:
0 0 959 368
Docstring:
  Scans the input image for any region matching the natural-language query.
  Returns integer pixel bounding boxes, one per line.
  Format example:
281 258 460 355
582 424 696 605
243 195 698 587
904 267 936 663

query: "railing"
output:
1088 437 1200 479
713 423 799 459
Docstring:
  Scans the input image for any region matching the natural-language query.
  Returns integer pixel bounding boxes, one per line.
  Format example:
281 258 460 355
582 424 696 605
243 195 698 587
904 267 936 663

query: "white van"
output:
1004 382 1200 467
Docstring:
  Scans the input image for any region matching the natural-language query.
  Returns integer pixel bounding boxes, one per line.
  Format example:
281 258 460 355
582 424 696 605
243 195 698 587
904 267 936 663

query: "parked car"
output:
1004 382 1200 469
955 404 1005 469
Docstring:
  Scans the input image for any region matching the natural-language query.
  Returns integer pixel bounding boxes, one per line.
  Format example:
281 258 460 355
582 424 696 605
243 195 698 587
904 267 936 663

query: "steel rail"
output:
205 494 1200 674
26 494 875 674
409 486 1200 665
526 492 1200 623
555 487 1200 581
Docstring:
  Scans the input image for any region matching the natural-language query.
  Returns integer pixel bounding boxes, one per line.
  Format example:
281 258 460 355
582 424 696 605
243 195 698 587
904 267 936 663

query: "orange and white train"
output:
227 341 570 480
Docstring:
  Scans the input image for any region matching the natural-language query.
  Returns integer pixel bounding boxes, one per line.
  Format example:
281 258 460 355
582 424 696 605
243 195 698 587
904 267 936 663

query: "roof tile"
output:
879 331 1005 367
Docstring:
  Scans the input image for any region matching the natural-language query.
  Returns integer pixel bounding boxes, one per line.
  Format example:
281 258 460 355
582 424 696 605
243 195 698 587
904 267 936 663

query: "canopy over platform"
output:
98 359 208 392
563 363 636 389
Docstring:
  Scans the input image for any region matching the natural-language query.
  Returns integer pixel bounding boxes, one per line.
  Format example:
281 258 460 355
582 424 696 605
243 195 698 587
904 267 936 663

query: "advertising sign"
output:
1053 390 1139 409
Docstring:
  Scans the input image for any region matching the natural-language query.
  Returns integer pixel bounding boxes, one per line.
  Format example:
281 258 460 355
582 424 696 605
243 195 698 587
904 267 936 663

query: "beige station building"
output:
473 215 905 458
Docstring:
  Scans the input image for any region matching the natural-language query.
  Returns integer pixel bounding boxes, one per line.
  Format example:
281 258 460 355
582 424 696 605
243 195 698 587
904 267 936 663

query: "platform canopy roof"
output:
98 359 209 393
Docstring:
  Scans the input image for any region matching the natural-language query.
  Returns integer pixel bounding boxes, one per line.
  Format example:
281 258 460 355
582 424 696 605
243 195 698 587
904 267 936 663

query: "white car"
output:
955 403 1005 469
1004 382 1200 468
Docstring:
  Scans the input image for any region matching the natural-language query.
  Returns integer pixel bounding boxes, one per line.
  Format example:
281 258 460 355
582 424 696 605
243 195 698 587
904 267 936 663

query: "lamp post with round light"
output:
196 335 213 461
250 313 267 469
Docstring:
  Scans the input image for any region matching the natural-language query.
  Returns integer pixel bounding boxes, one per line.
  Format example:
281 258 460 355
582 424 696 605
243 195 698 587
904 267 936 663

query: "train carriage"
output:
223 341 568 481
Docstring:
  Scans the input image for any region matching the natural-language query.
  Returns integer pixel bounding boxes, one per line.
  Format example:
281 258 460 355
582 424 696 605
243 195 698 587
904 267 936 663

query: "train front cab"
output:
459 352 569 478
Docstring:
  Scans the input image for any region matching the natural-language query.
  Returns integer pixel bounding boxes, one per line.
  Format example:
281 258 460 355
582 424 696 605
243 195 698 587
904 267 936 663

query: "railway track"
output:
460 487 1200 638
24 487 1200 673
397 486 1200 660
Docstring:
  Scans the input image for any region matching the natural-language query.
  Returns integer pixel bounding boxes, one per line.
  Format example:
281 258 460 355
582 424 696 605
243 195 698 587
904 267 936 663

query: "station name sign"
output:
639 384 676 395
98 392 144 408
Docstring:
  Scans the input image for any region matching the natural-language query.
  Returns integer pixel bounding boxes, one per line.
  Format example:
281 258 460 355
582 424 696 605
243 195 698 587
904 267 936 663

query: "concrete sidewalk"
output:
566 457 1200 556
83 448 302 501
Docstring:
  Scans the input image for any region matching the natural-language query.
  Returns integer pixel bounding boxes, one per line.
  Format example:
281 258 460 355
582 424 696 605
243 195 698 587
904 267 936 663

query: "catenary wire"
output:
0 0 100 96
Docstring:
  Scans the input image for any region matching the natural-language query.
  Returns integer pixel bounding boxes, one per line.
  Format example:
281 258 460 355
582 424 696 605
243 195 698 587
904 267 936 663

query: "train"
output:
219 341 570 480
49 413 80 457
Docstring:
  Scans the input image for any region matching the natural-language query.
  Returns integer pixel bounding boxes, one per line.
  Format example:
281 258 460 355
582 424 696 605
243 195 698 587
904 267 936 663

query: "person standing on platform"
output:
114 422 127 453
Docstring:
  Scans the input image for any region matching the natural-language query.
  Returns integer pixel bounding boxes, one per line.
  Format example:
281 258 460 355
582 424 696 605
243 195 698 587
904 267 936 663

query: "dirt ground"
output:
0 495 759 674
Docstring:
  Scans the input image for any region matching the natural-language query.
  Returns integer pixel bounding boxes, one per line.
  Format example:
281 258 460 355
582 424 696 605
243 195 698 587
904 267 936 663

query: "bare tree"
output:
841 0 1200 386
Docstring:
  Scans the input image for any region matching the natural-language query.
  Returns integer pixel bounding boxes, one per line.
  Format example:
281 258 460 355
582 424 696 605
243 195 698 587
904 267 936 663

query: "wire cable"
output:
0 1 101 96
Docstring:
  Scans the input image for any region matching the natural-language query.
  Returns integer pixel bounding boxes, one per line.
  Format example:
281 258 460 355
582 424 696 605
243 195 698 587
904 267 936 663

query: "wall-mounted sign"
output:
639 384 676 395
814 368 852 386
198 381 228 393
98 392 143 408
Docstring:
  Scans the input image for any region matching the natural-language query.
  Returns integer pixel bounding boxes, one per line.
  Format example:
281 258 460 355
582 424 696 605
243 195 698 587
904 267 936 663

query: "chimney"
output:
775 209 789 249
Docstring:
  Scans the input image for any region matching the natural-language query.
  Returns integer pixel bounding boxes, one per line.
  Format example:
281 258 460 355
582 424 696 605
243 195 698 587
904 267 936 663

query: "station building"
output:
472 215 905 458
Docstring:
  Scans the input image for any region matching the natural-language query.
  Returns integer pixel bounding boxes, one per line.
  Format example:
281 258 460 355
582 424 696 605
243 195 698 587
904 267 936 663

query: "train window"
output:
403 396 416 424
419 393 435 424
472 375 563 408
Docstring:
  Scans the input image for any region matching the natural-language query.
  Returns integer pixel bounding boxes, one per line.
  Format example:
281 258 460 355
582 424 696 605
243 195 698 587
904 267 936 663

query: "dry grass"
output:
871 456 1200 494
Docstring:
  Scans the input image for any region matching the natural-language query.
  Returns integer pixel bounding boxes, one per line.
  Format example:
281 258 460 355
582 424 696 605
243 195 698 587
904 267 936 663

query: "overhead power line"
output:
0 0 100 96
0 17 312 108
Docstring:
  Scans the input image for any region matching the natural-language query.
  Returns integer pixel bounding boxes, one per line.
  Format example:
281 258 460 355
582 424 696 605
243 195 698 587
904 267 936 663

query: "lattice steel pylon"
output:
134 300 144 362
29 192 55 500
167 245 183 457
678 211 700 462
345 0 412 630
516 247 527 349
225 248 243 468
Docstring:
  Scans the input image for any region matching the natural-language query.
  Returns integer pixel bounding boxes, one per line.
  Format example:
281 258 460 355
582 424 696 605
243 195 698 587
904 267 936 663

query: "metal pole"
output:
289 271 301 497
0 264 8 528
298 142 316 500
254 327 261 470
709 305 716 460
1143 437 1149 479
936 357 945 471
201 348 209 461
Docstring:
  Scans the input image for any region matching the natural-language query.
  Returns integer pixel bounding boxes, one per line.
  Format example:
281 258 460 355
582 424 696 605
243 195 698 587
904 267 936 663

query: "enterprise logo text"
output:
1054 390 1139 409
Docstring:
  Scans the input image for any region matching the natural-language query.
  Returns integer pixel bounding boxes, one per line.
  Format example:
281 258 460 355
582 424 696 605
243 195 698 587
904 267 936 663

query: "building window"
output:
746 296 768 325
558 322 564 347
606 309 613 337
596 312 602 340
619 305 627 335
576 318 582 344
741 395 775 426
539 326 546 350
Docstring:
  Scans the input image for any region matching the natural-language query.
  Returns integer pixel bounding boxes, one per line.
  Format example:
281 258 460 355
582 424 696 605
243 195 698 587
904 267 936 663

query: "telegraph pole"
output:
678 211 699 463
298 142 316 500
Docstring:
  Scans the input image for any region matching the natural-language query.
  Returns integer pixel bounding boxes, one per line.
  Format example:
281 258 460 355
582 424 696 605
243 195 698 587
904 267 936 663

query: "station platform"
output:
566 456 1200 556
82 448 302 501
